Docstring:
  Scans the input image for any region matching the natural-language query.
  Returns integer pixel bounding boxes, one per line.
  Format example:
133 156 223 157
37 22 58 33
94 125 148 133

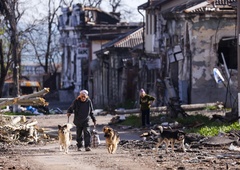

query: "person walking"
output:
67 90 96 151
139 88 155 128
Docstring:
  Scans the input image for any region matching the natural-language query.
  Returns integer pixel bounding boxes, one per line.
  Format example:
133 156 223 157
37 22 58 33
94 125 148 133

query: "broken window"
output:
217 37 237 69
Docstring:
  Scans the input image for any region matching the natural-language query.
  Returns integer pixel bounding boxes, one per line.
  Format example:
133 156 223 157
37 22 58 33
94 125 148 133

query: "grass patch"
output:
119 113 240 137
177 114 240 136
204 105 218 111
176 114 211 126
176 114 240 136
119 114 142 127
197 121 240 136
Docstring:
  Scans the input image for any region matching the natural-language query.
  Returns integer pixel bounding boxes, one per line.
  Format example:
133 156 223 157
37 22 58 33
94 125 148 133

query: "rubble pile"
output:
0 115 50 144
119 129 240 155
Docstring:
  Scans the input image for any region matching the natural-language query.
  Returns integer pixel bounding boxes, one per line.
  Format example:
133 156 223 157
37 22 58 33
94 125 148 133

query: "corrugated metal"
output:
138 0 236 13
114 28 143 48
185 0 236 13
99 27 143 51
216 0 236 5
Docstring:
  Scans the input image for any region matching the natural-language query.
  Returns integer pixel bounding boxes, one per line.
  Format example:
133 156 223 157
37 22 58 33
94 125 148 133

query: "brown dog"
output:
58 123 73 154
102 126 120 154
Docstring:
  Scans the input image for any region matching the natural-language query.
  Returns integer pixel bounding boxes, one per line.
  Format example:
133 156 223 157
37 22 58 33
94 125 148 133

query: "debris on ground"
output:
0 88 50 108
0 115 51 144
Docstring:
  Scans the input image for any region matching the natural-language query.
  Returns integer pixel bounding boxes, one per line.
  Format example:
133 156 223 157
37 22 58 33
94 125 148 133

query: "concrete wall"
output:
159 13 237 106
189 15 237 106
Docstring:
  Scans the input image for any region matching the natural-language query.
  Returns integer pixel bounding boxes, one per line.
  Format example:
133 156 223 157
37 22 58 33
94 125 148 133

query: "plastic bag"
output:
91 128 101 148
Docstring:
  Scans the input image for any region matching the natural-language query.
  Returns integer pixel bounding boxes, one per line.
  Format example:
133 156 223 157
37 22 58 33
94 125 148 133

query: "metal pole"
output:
237 0 240 123
238 94 240 123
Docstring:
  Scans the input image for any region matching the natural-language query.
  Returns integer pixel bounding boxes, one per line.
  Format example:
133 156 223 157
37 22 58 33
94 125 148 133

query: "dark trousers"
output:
141 109 150 127
76 124 91 148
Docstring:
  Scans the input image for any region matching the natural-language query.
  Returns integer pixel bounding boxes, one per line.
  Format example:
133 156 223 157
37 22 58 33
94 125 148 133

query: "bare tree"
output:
24 0 63 75
24 0 122 76
85 0 102 7
108 0 135 22
0 0 25 97
20 0 75 92
0 39 12 98
0 0 134 97
109 0 121 13
24 0 104 75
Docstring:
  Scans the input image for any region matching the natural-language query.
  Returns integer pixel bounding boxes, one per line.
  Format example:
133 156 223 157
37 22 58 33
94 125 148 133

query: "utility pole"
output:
12 31 20 98
237 0 240 123
11 3 20 112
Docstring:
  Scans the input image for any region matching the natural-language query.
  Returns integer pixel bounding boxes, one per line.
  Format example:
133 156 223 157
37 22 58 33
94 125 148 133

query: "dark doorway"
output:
217 37 237 69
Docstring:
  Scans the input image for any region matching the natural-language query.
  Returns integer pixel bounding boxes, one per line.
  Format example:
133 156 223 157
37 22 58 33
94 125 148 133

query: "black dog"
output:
141 126 186 153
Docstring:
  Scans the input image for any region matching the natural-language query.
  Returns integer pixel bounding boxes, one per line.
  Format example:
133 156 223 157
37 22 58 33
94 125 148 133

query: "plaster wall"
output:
189 16 238 105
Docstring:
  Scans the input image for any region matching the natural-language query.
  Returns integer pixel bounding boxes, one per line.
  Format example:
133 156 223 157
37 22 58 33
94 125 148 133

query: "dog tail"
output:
113 130 120 141
150 129 160 136
156 125 164 133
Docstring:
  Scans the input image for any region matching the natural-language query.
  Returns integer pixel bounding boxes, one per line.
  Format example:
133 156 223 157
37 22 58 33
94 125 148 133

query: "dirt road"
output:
1 114 153 170
1 114 240 170
26 114 148 170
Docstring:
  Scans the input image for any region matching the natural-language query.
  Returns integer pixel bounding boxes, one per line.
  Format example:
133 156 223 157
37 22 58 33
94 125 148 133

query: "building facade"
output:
138 0 238 108
58 4 143 105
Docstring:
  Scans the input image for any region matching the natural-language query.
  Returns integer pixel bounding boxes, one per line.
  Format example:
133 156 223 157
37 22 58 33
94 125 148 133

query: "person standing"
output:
139 89 155 128
67 90 96 151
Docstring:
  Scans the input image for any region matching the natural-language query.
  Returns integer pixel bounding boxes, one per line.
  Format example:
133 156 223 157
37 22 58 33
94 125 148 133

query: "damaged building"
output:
94 27 144 109
58 3 142 105
138 0 239 109
58 0 239 110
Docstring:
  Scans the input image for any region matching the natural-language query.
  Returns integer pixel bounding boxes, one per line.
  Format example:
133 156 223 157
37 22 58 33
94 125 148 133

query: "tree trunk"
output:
0 39 7 98
0 88 50 108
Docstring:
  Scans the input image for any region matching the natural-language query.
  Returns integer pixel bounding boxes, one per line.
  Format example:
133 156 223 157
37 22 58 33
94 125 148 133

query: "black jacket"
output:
67 98 96 126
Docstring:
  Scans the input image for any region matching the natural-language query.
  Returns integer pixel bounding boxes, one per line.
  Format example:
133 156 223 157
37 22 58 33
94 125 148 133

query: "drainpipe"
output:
237 0 240 123
138 8 145 53
138 6 146 93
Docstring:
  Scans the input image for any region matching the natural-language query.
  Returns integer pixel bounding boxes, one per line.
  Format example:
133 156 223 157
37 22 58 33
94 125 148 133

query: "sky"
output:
20 0 147 64
101 0 147 22
23 0 147 23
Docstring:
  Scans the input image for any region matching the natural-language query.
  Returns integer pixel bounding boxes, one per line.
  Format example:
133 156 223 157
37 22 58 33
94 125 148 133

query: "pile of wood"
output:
0 115 49 144
0 88 50 108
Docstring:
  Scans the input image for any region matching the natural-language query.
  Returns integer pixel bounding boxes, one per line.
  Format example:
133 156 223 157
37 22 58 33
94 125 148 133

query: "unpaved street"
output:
22 114 149 170
1 113 240 170
1 114 154 170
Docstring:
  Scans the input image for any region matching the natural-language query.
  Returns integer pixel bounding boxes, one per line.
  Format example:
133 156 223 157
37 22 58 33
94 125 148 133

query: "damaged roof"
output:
102 27 143 48
138 0 236 13
95 27 143 54
84 7 120 24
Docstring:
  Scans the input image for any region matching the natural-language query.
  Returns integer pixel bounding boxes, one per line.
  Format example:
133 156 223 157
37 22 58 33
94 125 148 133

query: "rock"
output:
202 136 234 146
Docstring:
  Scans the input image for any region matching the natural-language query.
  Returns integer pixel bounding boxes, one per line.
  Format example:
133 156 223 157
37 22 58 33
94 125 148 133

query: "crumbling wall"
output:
189 15 237 106
161 13 237 106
